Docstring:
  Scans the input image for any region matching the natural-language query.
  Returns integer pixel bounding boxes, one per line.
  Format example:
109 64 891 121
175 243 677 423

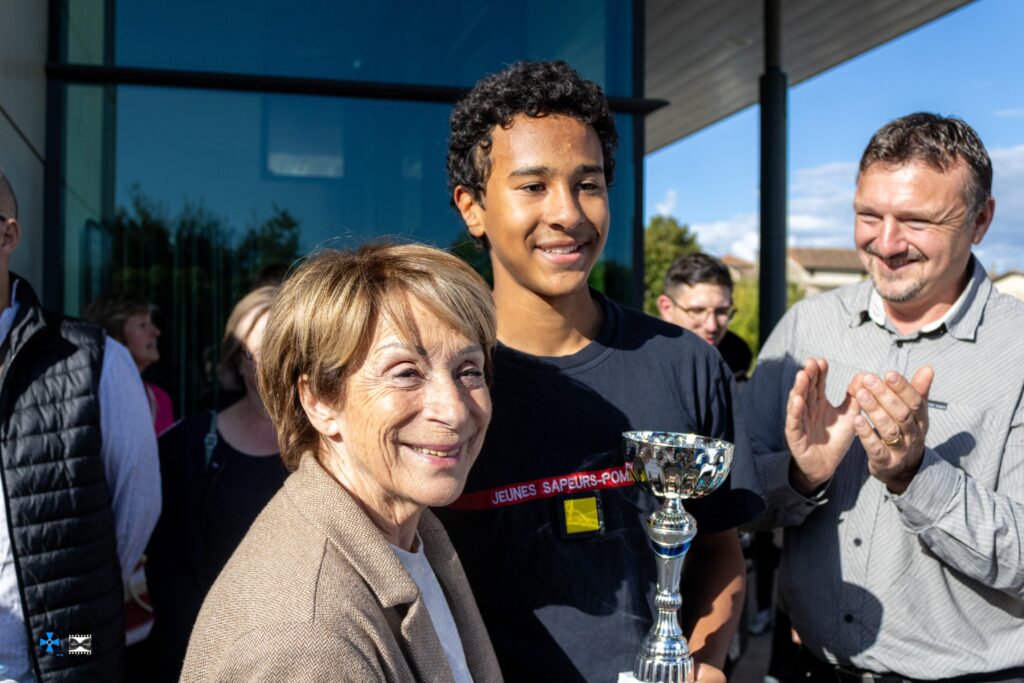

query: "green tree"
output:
643 215 700 315
234 204 301 289
98 186 305 414
730 279 760 357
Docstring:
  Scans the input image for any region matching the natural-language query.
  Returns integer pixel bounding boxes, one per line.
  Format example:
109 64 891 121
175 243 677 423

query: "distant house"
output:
720 248 867 295
721 254 757 284
992 271 1024 302
787 248 867 295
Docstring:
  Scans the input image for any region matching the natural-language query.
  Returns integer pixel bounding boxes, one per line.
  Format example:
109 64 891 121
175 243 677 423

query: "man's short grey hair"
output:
859 113 992 220
0 170 18 220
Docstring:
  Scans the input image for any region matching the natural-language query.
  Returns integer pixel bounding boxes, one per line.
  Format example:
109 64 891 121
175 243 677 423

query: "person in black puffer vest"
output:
0 169 161 682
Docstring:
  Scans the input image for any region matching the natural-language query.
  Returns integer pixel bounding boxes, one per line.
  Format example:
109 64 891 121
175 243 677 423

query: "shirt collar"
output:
850 257 990 340
0 277 21 347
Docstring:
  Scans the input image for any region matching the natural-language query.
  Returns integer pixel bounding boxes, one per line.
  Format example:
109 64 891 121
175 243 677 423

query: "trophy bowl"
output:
623 431 733 500
620 432 735 683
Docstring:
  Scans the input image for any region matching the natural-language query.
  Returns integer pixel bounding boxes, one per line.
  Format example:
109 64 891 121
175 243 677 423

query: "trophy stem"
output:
634 496 697 683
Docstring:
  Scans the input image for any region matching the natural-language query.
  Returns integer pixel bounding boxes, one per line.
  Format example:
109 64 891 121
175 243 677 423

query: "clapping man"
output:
744 114 1024 681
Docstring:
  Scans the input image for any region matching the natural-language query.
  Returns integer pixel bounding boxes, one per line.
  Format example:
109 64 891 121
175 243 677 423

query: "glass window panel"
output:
595 113 636 305
62 0 633 96
61 85 636 415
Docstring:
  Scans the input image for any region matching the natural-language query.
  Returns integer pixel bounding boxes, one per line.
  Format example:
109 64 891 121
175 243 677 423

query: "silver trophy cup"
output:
622 431 734 683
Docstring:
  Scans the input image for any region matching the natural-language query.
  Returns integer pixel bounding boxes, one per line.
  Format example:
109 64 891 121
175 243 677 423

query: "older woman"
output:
182 243 501 682
83 292 173 662
147 286 287 682
84 293 174 434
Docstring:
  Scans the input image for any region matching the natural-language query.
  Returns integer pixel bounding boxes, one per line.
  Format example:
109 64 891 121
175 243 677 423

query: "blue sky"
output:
644 0 1024 274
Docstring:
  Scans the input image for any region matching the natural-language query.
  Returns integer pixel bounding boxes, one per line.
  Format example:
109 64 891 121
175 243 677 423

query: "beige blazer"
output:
181 453 503 682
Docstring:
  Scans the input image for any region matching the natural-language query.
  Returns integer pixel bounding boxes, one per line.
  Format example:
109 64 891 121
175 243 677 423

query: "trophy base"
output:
617 659 695 683
617 671 695 683
618 674 694 683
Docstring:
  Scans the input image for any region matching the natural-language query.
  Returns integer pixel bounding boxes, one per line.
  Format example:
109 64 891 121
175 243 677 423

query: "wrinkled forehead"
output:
857 158 974 203
374 292 478 353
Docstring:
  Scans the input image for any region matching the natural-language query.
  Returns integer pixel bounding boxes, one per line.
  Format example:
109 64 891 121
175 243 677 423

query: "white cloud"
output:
682 148 1024 273
655 189 678 216
688 161 857 259
994 108 1024 119
689 212 759 260
731 230 761 262
984 144 1024 273
788 161 857 244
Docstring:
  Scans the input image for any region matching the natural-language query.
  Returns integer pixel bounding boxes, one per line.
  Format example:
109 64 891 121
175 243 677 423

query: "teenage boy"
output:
440 61 760 683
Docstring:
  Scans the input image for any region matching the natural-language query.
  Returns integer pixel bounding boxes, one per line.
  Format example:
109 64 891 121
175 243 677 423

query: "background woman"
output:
146 285 286 682
182 243 501 682
84 293 173 434
83 292 173 661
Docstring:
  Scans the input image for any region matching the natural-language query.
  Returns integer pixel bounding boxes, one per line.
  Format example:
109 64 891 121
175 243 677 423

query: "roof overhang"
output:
644 0 973 153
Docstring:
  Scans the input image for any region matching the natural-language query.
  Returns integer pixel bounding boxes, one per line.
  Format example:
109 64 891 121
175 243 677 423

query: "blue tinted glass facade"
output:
55 1 642 413
100 1 633 96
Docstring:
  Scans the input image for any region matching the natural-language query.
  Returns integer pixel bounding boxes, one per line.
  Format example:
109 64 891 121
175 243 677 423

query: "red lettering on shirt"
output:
449 464 636 511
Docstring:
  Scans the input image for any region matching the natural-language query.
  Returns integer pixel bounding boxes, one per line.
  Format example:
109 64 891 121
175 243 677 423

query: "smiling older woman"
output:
181 243 502 682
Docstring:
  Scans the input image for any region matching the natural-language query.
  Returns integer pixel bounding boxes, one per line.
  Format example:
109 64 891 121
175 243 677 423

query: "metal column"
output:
758 0 788 346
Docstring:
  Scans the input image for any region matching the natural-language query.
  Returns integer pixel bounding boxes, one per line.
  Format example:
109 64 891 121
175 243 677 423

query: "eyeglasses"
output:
665 294 737 323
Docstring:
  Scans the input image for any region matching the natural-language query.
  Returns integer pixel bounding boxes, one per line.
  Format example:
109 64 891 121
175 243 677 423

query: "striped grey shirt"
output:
742 258 1024 678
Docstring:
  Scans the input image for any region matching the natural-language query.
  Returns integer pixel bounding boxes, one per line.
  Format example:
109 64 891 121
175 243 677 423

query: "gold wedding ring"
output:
883 429 904 448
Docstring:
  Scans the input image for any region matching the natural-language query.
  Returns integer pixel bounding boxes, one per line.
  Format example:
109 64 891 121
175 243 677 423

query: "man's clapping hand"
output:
785 358 861 495
850 367 933 494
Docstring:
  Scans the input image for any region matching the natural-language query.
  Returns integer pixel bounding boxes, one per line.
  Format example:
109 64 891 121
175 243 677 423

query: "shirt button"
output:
844 614 854 623
853 538 862 547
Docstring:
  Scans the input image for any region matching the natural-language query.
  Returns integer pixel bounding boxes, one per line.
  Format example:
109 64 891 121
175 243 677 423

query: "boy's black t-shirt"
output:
438 293 762 682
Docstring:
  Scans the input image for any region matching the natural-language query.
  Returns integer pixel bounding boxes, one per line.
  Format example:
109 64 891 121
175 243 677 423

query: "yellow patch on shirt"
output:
563 496 601 534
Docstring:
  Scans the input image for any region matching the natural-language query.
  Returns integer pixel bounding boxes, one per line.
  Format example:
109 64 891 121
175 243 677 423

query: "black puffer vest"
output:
0 276 124 682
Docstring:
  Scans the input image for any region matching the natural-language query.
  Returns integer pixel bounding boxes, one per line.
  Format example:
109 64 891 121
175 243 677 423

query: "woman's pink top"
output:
147 382 175 436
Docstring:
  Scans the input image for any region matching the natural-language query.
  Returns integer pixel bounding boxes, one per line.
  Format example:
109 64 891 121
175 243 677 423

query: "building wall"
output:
0 1 47 294
796 270 867 295
787 258 867 295
51 1 640 414
994 273 1024 302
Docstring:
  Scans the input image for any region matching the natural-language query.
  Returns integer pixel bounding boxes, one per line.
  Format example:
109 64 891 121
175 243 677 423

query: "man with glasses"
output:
0 169 160 680
658 253 752 381
658 252 776 657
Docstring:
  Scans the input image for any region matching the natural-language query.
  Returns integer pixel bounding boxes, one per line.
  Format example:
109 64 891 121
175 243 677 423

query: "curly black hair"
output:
447 60 618 209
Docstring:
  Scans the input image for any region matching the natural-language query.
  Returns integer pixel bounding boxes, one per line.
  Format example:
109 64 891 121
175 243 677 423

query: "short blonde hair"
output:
217 286 279 392
258 243 496 470
83 293 152 342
